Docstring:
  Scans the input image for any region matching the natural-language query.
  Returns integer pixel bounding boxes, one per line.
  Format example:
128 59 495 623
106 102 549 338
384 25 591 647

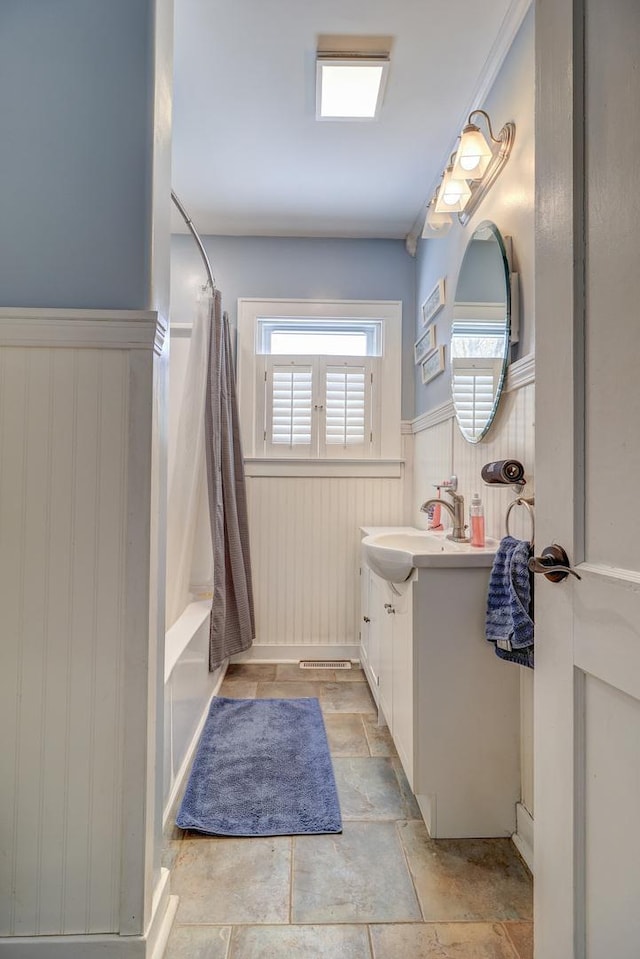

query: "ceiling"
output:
171 0 524 240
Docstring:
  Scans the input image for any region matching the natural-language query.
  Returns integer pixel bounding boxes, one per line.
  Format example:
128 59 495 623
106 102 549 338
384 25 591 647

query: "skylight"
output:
316 58 389 121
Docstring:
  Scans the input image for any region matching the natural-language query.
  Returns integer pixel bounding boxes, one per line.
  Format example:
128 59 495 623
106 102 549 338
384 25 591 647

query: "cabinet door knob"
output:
363 616 370 623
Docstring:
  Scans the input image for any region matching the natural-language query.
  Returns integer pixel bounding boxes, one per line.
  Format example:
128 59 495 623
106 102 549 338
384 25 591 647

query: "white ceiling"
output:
171 0 524 239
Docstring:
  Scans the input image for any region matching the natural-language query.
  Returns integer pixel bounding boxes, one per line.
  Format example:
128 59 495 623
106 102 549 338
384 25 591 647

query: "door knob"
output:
528 544 582 582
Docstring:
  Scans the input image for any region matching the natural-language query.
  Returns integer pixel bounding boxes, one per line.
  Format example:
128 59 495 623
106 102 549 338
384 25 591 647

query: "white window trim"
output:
237 299 402 468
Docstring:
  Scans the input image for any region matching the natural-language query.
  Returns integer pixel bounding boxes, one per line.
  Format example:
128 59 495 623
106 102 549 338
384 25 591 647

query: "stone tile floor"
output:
164 663 533 959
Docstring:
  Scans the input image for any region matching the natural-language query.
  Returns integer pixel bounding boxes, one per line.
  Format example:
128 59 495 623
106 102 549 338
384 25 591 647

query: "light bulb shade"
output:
422 199 452 237
434 166 472 214
452 124 493 180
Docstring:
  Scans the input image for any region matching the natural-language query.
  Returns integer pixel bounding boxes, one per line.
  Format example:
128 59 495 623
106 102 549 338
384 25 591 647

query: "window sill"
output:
244 458 404 478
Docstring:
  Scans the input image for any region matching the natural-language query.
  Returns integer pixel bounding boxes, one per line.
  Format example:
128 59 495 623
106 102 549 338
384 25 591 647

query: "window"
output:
238 300 402 472
257 318 381 357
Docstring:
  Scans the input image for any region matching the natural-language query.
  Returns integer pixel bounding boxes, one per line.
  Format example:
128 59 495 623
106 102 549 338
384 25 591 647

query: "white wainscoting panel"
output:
0 308 168 949
451 384 535 543
0 348 129 936
246 475 404 652
411 418 454 529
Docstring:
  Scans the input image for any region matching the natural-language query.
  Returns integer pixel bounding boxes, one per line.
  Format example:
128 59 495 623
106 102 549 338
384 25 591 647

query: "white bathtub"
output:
163 600 225 819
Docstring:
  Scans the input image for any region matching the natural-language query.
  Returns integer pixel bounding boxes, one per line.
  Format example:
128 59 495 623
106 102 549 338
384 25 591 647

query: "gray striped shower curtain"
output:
205 290 255 668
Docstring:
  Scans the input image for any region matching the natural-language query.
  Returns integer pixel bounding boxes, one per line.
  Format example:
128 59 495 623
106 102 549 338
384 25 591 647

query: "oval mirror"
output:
451 221 512 443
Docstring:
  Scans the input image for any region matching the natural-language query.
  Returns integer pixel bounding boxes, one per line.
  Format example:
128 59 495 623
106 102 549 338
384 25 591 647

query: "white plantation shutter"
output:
261 356 375 456
266 360 314 453
451 358 503 440
323 360 373 456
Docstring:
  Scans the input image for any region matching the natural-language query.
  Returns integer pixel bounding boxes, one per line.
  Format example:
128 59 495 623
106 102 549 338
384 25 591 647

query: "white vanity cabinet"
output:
359 558 379 693
359 528 520 839
360 558 414 784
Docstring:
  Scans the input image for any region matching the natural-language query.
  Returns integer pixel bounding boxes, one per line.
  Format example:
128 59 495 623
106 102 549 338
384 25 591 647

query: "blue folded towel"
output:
485 535 534 668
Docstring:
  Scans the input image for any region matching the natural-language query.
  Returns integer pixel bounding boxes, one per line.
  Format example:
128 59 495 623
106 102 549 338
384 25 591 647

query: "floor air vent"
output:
299 660 352 670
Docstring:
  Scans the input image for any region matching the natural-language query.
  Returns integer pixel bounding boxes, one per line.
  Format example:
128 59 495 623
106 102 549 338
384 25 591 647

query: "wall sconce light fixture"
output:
422 191 453 238
434 157 473 214
423 109 515 236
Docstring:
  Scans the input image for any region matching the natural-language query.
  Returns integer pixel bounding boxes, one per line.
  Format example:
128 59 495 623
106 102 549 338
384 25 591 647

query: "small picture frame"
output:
421 345 445 385
421 278 446 327
414 325 437 365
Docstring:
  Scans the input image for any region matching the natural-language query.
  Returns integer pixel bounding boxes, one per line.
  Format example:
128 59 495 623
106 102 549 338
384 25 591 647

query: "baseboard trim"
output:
0 869 174 958
512 802 534 873
0 935 146 958
231 644 360 664
146 868 172 959
163 666 228 828
149 895 179 959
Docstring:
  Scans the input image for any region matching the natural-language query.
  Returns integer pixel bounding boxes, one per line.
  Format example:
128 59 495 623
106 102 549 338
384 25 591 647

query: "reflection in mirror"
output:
451 221 511 443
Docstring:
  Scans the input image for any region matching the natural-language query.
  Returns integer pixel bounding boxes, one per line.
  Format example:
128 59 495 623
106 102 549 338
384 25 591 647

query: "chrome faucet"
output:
420 475 469 543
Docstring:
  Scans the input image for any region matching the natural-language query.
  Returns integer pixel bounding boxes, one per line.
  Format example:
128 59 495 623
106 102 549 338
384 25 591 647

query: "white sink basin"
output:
361 527 498 582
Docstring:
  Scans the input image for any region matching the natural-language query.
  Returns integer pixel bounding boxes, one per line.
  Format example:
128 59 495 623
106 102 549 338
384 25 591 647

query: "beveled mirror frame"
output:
451 221 514 444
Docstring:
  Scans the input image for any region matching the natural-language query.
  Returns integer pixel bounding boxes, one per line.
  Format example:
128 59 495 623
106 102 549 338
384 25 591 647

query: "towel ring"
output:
505 496 535 545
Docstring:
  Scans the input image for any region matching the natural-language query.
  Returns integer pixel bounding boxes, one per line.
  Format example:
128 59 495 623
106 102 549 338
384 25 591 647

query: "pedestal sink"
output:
361 527 498 582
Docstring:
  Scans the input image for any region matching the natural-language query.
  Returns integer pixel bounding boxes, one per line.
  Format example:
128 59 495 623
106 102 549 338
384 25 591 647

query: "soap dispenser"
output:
470 492 485 548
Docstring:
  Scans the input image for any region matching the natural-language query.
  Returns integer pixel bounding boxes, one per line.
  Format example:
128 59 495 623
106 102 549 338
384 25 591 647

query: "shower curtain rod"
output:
171 189 215 290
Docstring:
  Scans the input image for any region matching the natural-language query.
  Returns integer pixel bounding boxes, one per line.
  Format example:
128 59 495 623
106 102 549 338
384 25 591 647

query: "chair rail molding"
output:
504 352 535 392
411 353 535 436
0 308 167 354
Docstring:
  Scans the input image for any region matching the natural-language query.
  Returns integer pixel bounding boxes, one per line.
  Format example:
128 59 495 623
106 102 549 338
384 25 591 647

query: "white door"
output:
535 2 640 957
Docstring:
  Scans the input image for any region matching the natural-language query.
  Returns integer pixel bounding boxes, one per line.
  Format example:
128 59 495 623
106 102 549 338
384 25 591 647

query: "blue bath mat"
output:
176 696 342 836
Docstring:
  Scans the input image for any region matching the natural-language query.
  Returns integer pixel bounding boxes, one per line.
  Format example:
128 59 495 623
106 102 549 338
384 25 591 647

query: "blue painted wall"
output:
0 1 156 309
171 234 417 419
455 239 508 303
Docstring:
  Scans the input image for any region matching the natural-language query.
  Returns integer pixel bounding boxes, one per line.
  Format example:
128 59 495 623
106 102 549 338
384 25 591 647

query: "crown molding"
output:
405 0 533 254
0 308 168 355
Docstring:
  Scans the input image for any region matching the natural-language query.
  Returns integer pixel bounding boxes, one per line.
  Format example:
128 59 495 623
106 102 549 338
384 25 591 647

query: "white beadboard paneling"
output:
246 476 404 648
411 418 454 529
0 350 129 936
1 308 169 946
451 384 535 543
